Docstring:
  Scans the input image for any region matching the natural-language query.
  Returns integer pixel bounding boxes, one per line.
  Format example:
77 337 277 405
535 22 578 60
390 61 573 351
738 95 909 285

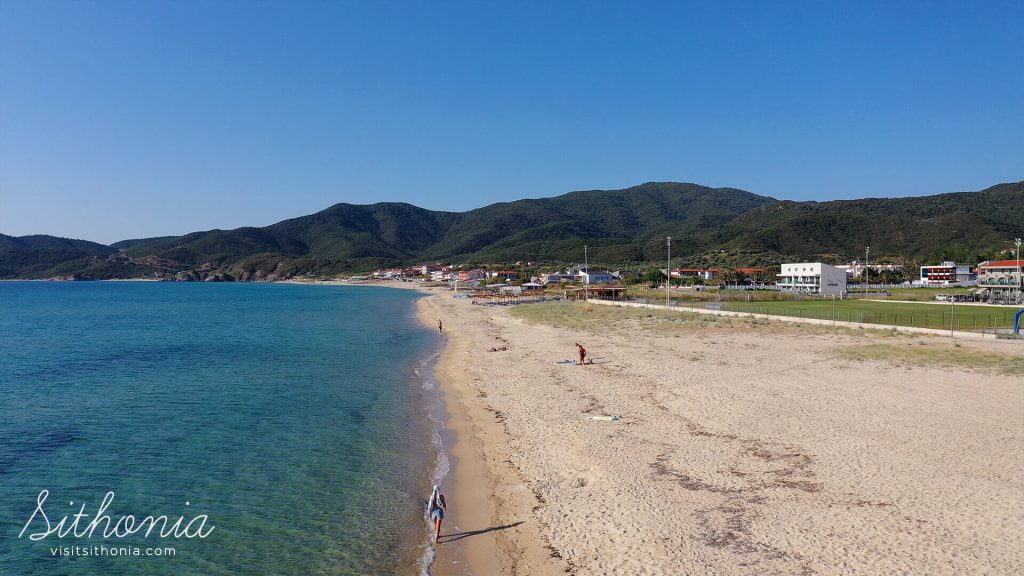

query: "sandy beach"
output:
413 286 1024 575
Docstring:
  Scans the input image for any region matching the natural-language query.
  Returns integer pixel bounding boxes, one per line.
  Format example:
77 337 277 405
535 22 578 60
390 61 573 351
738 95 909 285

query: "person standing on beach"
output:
575 342 587 365
428 484 447 543
438 319 443 334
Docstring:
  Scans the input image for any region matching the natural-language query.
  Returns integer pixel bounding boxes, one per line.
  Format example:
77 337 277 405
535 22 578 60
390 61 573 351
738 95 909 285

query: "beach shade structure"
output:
565 286 627 301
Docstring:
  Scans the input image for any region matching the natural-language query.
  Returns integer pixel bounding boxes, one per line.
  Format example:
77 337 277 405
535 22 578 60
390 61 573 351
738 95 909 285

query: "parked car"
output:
938 294 977 303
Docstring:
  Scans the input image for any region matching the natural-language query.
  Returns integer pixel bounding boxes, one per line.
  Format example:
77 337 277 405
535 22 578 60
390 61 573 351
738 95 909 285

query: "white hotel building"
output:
777 263 847 296
976 259 1023 304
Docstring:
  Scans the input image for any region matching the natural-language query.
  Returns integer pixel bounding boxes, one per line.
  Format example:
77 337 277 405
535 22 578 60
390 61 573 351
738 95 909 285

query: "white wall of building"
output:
577 271 615 285
778 263 847 295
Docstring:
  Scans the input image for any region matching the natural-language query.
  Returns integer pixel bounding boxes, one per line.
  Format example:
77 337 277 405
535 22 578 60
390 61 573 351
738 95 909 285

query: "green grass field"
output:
701 299 1017 331
878 287 976 301
625 285 982 304
621 285 1019 331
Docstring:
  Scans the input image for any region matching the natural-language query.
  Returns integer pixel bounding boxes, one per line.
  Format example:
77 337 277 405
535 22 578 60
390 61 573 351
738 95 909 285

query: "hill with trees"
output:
1 181 1020 280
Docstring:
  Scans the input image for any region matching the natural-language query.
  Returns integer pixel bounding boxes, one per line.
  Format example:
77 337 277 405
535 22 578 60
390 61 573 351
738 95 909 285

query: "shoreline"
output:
397 326 452 576
4 280 1019 573
412 287 566 576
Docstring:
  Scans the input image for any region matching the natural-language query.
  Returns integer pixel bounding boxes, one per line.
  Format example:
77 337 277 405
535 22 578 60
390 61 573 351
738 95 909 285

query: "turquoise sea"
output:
0 282 439 575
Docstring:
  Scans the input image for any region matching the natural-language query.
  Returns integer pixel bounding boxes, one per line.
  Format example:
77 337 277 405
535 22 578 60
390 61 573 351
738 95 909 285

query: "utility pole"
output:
864 246 870 297
666 236 672 307
584 245 589 302
951 296 955 337
1016 238 1022 304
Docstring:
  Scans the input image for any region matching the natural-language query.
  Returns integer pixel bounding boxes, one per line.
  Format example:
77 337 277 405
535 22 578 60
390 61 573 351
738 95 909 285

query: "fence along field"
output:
621 286 1019 332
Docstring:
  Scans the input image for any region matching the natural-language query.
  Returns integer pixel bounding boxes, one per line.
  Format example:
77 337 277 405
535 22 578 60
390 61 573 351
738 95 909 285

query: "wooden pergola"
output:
564 285 627 301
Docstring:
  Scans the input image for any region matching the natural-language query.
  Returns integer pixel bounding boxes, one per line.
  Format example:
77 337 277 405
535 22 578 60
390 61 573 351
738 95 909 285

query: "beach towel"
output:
555 359 575 364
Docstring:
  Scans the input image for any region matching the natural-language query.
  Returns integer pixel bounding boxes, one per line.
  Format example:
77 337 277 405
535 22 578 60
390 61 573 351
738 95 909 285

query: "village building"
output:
542 272 577 285
430 268 453 282
836 261 903 278
976 259 1023 303
919 261 977 287
777 263 847 295
374 268 407 279
735 267 768 285
670 268 717 280
577 270 616 285
457 269 487 282
488 270 520 281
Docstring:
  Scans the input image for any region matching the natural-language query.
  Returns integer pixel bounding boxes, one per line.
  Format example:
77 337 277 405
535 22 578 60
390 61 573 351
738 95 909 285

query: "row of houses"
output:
374 257 1021 303
667 267 767 281
776 260 1022 302
373 265 621 287
374 266 525 283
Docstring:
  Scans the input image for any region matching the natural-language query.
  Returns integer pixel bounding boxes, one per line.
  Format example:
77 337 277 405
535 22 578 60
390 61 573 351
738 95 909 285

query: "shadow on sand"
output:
439 521 524 543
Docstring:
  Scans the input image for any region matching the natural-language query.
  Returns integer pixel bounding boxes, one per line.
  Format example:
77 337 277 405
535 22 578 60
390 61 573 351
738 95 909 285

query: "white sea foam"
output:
411 345 450 576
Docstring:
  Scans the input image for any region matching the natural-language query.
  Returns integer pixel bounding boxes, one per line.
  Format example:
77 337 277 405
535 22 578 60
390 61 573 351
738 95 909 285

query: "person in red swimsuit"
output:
575 342 587 365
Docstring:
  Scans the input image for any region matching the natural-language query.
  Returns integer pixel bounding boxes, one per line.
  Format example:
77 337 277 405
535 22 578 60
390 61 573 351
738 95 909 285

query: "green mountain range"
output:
2 181 1021 280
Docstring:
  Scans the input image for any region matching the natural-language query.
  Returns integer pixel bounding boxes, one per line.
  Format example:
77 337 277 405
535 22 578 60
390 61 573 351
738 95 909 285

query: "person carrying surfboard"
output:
427 484 447 543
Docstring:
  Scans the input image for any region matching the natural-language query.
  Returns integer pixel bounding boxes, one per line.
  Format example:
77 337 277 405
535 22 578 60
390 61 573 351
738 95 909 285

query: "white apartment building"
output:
577 271 616 285
542 272 577 285
777 263 847 295
836 261 902 277
919 261 976 287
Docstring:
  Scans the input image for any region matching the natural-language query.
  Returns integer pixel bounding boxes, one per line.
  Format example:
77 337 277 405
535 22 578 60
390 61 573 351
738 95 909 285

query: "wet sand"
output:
415 290 562 575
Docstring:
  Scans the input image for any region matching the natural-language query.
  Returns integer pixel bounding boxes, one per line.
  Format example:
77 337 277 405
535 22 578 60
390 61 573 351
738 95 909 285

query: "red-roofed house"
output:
670 268 717 280
488 270 520 281
457 269 487 282
976 259 1022 304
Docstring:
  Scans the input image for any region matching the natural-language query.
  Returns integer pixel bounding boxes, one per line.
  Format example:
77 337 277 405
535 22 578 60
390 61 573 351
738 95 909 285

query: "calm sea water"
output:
0 282 438 575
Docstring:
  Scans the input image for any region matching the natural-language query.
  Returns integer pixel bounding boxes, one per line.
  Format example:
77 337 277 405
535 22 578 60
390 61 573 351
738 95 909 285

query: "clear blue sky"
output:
1 1 1021 244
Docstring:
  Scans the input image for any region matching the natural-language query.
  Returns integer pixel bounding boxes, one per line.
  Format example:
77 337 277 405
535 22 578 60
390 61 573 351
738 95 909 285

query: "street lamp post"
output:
864 246 870 297
666 237 671 307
